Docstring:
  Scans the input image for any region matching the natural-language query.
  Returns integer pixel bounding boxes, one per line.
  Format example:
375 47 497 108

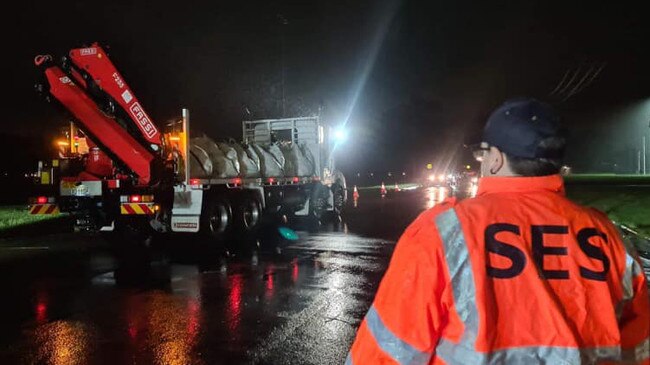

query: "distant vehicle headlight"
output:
428 174 436 182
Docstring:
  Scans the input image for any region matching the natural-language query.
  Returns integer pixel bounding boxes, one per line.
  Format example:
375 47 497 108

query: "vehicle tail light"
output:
37 196 48 204
126 194 153 203
107 179 120 189
292 177 299 183
268 177 275 184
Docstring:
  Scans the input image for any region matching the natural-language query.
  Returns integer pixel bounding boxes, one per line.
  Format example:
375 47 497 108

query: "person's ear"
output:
488 147 504 175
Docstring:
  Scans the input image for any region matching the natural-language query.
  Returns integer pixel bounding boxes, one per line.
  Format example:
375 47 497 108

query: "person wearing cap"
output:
346 98 649 365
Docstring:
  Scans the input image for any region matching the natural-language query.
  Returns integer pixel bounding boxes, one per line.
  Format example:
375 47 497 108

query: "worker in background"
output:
346 98 649 364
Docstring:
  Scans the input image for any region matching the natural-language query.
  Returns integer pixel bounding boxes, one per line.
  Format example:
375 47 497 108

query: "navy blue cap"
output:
483 98 564 159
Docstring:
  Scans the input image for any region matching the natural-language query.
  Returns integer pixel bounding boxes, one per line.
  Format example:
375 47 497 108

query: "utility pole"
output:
643 133 646 175
277 14 288 117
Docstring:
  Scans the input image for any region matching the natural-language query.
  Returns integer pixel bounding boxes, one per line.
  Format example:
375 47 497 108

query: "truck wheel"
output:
202 197 232 239
235 194 262 232
308 183 329 223
331 182 346 215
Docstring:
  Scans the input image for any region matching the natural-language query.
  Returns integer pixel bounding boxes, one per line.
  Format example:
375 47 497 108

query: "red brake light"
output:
36 196 48 204
129 195 141 203
292 177 299 183
189 179 201 186
268 177 275 184
233 178 242 185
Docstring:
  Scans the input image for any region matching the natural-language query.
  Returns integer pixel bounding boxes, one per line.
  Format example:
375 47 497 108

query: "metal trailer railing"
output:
242 117 325 178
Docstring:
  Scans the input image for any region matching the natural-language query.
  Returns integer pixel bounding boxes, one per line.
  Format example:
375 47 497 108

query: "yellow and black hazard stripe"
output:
29 204 60 215
120 203 155 215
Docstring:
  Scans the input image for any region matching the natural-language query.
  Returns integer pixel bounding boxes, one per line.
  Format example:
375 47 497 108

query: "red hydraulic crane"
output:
35 43 165 186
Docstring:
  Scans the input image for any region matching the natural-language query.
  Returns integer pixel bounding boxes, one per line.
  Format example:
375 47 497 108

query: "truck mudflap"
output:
171 185 202 233
29 204 60 215
120 203 156 215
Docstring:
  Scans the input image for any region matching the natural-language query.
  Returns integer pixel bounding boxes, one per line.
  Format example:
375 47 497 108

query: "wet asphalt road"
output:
0 186 450 365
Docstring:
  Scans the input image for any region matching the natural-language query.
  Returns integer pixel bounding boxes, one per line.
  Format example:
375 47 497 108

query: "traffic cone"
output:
352 185 360 200
380 182 387 196
394 183 400 192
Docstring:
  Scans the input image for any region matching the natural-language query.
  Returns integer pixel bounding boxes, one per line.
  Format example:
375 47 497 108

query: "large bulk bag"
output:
189 144 212 178
232 142 260 178
298 143 316 176
294 143 315 176
191 135 236 178
252 144 284 177
267 143 285 169
279 143 315 177
217 142 241 177
279 143 297 176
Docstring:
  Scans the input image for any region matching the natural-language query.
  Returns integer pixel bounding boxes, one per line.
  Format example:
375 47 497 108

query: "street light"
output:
333 127 349 143
326 126 349 179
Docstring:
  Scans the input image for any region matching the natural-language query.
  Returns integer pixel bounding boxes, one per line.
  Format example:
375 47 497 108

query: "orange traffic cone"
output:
394 183 400 192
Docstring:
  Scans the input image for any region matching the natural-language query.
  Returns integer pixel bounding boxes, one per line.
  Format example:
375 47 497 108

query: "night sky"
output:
4 0 649 176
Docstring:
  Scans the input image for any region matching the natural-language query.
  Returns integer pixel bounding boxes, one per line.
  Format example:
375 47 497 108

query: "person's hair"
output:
505 136 566 177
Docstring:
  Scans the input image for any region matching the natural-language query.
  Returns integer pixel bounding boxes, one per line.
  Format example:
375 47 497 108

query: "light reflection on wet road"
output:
0 186 454 364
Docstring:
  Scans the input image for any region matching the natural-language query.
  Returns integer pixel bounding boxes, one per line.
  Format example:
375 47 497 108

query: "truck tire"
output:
308 183 330 223
331 182 346 216
234 193 262 233
202 197 232 239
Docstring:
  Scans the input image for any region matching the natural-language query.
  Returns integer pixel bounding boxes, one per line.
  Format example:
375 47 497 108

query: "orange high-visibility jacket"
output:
347 175 649 365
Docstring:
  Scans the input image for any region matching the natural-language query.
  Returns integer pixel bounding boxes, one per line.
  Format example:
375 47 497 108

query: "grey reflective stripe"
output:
433 208 644 365
621 253 637 301
344 352 353 365
616 253 638 320
613 225 646 323
434 208 482 364
623 337 650 363
437 341 646 365
484 345 621 364
364 305 432 365
618 231 644 322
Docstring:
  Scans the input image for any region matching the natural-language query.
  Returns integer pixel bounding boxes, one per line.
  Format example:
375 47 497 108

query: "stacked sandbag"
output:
189 143 213 178
217 142 240 177
189 134 323 179
190 135 239 178
279 142 315 177
299 143 317 176
232 142 261 178
279 143 296 176
252 143 285 177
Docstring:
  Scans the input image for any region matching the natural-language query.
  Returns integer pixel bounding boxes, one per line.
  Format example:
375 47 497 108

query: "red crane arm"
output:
43 65 155 186
68 43 162 147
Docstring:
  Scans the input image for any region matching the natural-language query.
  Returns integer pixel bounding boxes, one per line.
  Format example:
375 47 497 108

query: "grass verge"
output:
565 186 650 238
0 205 59 231
0 205 69 239
565 174 650 185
